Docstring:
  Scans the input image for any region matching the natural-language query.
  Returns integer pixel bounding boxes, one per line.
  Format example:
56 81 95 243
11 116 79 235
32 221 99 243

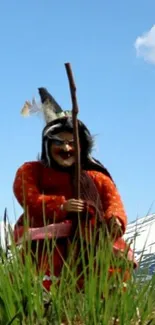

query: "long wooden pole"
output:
65 63 81 237
64 63 81 200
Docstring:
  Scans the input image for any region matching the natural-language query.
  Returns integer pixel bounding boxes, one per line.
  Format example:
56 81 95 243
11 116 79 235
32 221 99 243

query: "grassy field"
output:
0 224 155 325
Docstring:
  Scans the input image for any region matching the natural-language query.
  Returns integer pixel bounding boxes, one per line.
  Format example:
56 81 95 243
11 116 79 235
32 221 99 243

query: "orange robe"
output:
13 161 136 290
13 161 127 230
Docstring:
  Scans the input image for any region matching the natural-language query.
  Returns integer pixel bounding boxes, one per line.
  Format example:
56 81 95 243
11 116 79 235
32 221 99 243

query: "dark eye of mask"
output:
50 136 74 146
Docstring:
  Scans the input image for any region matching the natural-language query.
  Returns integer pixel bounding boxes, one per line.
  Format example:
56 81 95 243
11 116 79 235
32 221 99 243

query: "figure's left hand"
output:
108 216 123 238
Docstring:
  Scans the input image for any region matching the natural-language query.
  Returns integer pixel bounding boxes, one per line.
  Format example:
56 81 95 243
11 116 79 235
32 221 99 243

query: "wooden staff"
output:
64 63 81 200
65 63 81 236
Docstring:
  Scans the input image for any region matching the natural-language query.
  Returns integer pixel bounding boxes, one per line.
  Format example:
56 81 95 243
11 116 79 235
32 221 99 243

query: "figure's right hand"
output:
62 199 85 213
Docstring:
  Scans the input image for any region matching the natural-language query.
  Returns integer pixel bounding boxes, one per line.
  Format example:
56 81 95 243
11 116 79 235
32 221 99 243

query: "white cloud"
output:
134 25 155 64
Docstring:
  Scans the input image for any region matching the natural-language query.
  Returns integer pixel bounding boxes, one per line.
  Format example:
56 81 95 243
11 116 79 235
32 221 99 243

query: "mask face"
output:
49 132 75 167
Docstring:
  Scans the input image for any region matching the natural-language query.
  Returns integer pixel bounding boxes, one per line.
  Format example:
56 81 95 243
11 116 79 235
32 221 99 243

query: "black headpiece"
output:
20 87 114 180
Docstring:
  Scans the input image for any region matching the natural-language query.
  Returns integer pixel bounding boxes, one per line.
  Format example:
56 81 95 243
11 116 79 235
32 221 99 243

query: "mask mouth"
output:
55 149 75 160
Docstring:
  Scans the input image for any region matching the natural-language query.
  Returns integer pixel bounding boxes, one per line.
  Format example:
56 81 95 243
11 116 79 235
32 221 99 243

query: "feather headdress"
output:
20 87 72 124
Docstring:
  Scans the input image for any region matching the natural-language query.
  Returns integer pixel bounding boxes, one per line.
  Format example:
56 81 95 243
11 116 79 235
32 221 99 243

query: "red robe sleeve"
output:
91 171 127 233
13 162 67 227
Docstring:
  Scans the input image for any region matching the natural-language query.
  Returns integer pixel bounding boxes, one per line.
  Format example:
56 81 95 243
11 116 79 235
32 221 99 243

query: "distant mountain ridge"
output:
124 214 155 275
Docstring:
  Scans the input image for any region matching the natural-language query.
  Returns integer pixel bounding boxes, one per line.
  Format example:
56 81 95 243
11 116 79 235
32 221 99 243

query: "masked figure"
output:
13 88 137 291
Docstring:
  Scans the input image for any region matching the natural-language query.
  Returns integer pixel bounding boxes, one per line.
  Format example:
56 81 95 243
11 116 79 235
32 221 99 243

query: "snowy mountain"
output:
124 214 155 276
0 221 14 248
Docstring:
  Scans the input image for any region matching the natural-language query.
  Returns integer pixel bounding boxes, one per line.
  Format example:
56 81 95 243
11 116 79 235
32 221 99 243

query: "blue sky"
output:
1 0 155 224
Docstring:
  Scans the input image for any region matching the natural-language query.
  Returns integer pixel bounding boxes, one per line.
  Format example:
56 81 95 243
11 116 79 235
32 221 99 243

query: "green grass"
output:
0 221 155 325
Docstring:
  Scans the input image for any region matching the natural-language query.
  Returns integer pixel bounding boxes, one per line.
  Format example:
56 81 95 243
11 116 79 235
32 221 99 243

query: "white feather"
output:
20 95 71 124
20 98 41 117
20 97 62 124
